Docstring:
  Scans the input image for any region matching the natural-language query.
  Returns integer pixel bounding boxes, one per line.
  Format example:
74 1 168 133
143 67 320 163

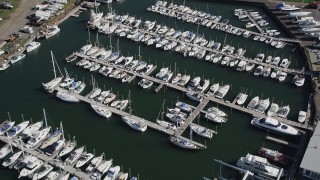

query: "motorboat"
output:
91 104 112 118
7 121 29 139
215 84 230 99
258 147 289 165
189 124 214 139
65 146 84 165
187 76 201 90
236 93 248 105
262 67 271 77
118 173 129 180
45 25 60 39
245 63 255 71
255 98 270 114
0 121 15 135
288 11 312 18
166 113 185 126
86 153 104 172
18 156 43 178
298 111 307 123
61 173 70 180
40 129 62 149
156 67 169 79
156 120 177 131
247 96 259 110
60 77 74 88
196 79 210 93
186 92 203 102
2 150 23 167
104 166 120 180
277 105 290 118
32 164 53 180
237 153 283 178
169 136 201 150
75 152 94 168
251 117 299 135
207 107 227 117
122 116 147 132
58 140 76 157
175 102 192 112
267 103 279 117
87 9 103 25
204 113 227 123
79 44 92 55
138 79 153 89
26 127 51 148
26 42 41 53
21 121 43 137
56 91 80 103
9 53 26 64
103 93 117 104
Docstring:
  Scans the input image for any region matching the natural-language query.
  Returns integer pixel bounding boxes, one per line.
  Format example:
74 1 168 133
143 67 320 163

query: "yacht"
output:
245 63 255 71
0 144 13 160
56 91 80 103
169 136 201 150
60 77 74 88
156 67 169 79
26 127 51 148
40 128 62 149
294 74 305 87
44 171 60 180
254 65 263 76
247 96 259 110
298 111 307 123
7 121 29 139
9 53 26 64
156 120 177 131
75 152 94 168
255 98 270 113
21 121 43 137
79 44 92 55
2 150 23 167
88 88 102 99
236 92 248 105
177 74 191 86
288 11 311 18
18 156 43 178
267 103 279 117
237 153 283 178
171 73 182 84
32 164 53 180
0 61 10 71
43 139 65 156
187 76 201 90
207 107 227 117
277 105 290 118
196 79 210 93
42 51 63 93
58 140 76 157
186 92 203 102
45 25 60 39
65 146 84 165
215 84 230 99
189 124 214 139
0 121 15 135
91 104 112 118
175 102 192 112
26 42 41 53
166 113 185 126
104 93 117 104
104 166 120 180
251 117 299 135
204 113 227 123
122 116 147 132
91 159 113 180
86 153 104 172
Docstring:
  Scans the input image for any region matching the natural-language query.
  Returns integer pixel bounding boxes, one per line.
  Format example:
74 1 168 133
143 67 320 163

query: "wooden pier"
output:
242 10 264 34
265 135 298 149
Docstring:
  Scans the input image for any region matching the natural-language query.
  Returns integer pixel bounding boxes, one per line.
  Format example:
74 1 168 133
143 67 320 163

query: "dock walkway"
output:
147 3 300 44
99 17 304 76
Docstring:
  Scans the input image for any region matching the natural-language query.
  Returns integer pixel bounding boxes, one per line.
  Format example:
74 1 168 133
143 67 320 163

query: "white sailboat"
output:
91 104 112 118
42 51 63 93
75 152 94 168
65 146 84 165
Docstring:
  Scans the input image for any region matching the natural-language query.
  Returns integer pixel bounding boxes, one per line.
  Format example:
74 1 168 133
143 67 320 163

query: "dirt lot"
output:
0 0 37 40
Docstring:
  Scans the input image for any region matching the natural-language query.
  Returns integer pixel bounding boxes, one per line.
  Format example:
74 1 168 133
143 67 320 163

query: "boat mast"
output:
128 90 132 115
6 132 13 153
43 108 48 128
51 51 57 79
19 138 25 156
60 121 65 140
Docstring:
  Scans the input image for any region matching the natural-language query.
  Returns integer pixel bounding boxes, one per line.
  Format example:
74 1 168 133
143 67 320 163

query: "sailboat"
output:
42 51 63 93
156 100 177 131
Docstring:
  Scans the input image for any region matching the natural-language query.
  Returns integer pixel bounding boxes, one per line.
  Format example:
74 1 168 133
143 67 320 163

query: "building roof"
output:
300 122 320 173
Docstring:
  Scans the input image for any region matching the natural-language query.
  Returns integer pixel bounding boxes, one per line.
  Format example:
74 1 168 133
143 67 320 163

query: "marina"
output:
0 0 317 179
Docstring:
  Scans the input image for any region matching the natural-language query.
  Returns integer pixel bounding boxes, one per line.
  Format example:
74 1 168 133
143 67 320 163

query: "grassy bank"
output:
0 0 20 24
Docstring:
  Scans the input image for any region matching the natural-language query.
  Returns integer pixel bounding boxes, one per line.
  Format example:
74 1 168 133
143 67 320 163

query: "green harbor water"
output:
0 0 311 179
